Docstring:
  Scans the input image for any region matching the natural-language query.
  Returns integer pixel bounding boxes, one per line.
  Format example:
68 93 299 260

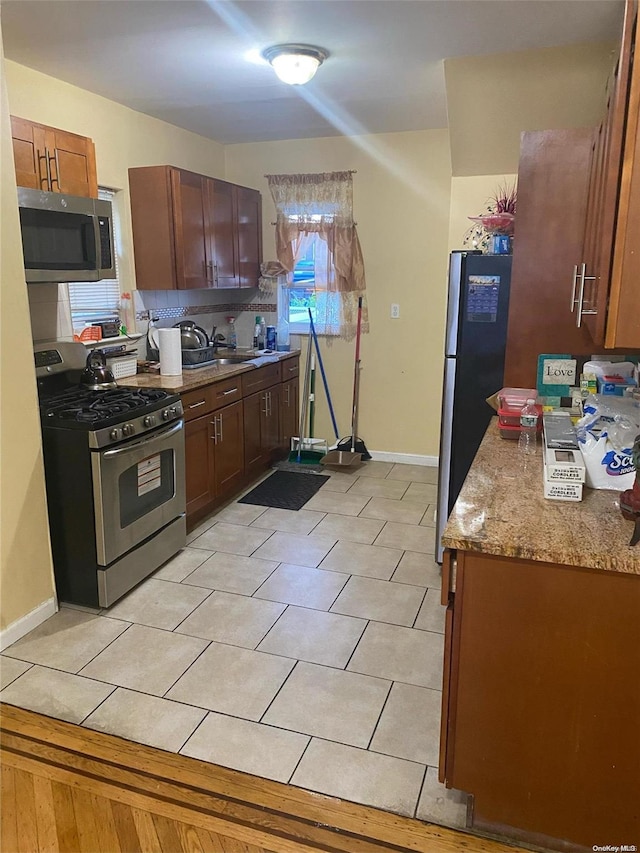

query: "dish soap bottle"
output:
253 316 261 350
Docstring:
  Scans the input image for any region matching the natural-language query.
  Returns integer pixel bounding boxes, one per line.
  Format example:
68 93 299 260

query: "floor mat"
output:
238 470 329 511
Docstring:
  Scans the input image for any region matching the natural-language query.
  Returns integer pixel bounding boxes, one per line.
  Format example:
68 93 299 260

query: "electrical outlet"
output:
391 303 400 319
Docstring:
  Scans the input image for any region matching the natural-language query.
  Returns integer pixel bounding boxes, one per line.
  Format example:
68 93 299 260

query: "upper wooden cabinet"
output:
128 165 262 291
574 0 640 348
504 129 598 388
10 116 98 199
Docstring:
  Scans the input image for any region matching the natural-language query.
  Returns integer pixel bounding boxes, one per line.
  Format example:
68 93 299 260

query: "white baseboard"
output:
0 597 58 652
367 451 439 466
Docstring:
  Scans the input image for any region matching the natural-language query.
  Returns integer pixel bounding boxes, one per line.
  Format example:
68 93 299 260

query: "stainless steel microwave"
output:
17 187 116 283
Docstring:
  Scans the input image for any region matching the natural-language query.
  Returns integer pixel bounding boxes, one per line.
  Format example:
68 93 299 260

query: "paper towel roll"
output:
157 328 182 376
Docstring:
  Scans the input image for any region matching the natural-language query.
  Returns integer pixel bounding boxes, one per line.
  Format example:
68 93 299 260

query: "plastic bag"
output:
575 395 640 490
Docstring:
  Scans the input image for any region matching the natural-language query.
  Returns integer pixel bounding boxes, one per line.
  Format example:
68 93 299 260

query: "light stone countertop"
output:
442 420 640 575
121 350 300 394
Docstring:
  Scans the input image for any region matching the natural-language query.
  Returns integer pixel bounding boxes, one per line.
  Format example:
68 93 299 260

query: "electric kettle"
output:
80 349 117 390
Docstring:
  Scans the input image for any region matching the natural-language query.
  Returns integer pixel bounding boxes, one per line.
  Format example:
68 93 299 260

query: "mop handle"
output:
308 309 340 440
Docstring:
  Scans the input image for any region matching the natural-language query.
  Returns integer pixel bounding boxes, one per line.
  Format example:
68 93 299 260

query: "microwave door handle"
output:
91 209 103 273
101 420 184 458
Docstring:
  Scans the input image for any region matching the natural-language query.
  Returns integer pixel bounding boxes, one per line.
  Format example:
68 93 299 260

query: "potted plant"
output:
464 181 517 252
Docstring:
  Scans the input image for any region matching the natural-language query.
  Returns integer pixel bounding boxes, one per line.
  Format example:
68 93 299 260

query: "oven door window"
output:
91 421 185 567
119 450 175 528
20 208 97 270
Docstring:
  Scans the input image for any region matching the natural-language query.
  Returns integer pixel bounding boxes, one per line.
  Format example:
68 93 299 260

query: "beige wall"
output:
226 130 452 457
0 38 56 631
448 173 518 252
445 42 614 176
5 60 226 303
2 60 228 636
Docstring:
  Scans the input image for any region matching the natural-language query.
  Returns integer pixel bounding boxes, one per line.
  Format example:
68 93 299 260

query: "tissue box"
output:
597 376 637 396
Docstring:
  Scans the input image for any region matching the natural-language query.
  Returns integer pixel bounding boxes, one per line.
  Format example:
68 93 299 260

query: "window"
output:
287 235 320 331
67 188 121 334
267 171 367 340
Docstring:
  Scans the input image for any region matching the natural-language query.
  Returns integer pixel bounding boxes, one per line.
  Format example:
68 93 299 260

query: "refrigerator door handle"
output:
436 356 457 563
444 253 463 356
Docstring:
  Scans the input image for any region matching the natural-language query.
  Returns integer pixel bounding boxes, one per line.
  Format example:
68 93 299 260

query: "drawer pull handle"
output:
222 387 238 396
188 400 206 409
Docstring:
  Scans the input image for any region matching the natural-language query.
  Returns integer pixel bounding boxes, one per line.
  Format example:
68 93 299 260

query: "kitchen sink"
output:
213 356 256 365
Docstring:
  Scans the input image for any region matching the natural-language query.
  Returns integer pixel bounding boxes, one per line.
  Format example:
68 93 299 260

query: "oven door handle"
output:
101 419 184 458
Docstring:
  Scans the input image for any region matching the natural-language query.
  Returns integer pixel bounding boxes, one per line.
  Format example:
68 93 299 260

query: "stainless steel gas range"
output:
34 341 186 608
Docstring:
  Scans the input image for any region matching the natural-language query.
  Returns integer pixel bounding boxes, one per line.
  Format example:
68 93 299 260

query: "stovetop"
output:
39 385 175 428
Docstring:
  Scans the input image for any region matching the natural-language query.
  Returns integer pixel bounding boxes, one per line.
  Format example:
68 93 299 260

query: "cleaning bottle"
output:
253 316 261 349
276 314 290 351
259 316 267 349
227 317 237 349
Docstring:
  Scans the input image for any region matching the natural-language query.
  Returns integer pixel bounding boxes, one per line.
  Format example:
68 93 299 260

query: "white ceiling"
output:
1 0 624 145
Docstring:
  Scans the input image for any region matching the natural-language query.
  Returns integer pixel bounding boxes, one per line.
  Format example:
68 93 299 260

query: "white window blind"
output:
68 188 121 330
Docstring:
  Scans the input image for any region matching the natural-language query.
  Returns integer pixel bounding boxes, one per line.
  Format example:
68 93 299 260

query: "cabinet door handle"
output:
214 263 219 286
49 149 60 189
37 149 51 190
261 393 268 416
188 399 206 409
575 263 597 328
210 415 222 443
570 264 579 312
284 386 290 405
222 387 238 396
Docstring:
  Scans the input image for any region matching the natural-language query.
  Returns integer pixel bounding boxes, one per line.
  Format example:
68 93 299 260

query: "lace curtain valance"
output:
266 171 367 338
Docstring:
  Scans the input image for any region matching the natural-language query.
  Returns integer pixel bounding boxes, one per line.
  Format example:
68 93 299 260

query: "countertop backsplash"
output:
133 287 277 358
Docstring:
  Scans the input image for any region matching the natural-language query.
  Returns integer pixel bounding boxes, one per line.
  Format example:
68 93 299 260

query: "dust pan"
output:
321 449 363 469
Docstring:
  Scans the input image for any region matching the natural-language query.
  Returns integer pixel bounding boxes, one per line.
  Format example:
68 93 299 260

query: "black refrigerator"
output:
435 251 512 562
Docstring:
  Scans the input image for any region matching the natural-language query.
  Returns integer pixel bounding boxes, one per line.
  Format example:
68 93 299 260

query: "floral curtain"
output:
266 171 368 338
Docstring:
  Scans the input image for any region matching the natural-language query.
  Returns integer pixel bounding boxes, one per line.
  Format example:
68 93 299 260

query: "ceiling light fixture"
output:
262 43 329 85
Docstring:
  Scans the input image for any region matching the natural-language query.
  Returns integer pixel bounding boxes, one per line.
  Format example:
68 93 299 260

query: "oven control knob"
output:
162 408 171 420
143 415 155 428
109 428 120 441
122 423 135 437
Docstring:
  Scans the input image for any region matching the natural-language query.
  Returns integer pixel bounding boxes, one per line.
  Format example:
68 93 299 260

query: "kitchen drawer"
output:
241 363 280 396
209 376 242 411
182 387 212 421
280 356 300 382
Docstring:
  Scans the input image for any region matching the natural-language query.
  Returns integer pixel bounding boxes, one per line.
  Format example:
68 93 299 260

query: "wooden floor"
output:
0 704 528 853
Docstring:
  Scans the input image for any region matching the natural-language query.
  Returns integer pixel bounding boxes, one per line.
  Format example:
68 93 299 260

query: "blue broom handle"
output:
308 309 340 440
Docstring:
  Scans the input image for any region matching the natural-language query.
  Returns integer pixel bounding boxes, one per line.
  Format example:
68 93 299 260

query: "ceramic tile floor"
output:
0 461 469 827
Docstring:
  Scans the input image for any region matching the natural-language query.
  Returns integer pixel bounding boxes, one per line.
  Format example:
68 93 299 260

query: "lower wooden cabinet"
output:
243 385 280 478
182 356 299 527
184 400 244 518
280 376 299 453
440 548 640 848
184 414 216 517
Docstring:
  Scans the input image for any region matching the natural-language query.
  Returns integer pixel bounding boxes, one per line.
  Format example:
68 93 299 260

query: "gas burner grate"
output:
40 385 174 426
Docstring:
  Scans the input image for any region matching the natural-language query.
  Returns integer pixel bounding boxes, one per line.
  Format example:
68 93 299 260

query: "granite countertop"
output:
442 419 640 575
122 350 300 394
